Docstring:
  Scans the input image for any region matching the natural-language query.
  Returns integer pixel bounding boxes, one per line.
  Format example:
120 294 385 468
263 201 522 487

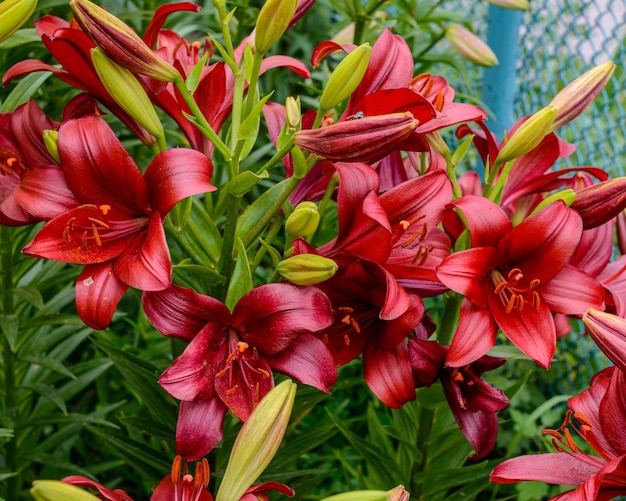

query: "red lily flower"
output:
408 337 509 459
436 196 605 368
490 366 626 500
0 99 71 226
142 283 336 459
62 475 134 501
21 115 215 330
583 309 626 373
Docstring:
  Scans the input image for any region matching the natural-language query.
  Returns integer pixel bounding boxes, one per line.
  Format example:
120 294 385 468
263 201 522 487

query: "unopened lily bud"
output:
42 130 60 163
582 309 626 372
570 177 626 229
91 47 163 141
31 480 101 501
295 112 418 164
425 131 449 157
445 24 498 67
497 105 557 163
0 0 37 43
485 0 529 9
319 43 371 112
285 96 301 129
319 491 390 501
388 485 410 501
285 202 319 237
215 380 296 501
70 0 179 82
549 61 616 131
277 254 337 285
254 0 297 54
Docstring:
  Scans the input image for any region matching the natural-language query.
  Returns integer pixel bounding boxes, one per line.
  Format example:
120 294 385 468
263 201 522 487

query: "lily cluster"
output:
1 0 625 499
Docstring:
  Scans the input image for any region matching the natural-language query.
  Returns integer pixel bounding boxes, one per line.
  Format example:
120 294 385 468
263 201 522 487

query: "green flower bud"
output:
319 491 390 501
485 0 529 9
215 380 297 501
277 254 338 285
388 485 410 501
549 61 615 131
31 480 101 501
254 0 297 54
425 131 449 157
285 201 320 237
42 130 60 164
70 0 179 82
445 24 498 67
91 47 164 142
285 96 301 129
497 105 557 163
0 0 37 43
319 43 371 112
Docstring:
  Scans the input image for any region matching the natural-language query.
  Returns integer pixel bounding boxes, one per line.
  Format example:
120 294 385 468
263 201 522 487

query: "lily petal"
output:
176 398 227 461
540 265 605 315
76 262 129 330
363 341 416 408
447 299 498 367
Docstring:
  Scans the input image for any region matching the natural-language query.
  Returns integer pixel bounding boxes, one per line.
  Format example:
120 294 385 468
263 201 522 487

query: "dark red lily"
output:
21 115 215 330
436 196 605 368
408 337 509 459
142 283 336 460
491 366 626 500
0 99 70 226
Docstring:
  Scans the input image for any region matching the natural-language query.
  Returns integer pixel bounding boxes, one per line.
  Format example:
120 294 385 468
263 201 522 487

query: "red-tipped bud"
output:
445 24 498 67
294 112 419 163
70 0 179 82
570 177 626 229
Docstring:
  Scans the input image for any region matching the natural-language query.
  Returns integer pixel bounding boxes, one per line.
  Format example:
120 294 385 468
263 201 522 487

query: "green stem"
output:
436 292 462 346
173 76 231 161
243 52 264 118
1 226 17 497
216 194 241 301
256 135 295 175
414 405 435 499
252 215 283 272
229 71 246 176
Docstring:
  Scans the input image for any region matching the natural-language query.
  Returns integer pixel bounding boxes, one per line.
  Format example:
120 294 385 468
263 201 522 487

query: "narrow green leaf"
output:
0 72 51 112
13 286 44 310
21 383 68 415
226 170 270 197
225 238 253 310
19 354 76 379
0 313 18 351
186 51 209 93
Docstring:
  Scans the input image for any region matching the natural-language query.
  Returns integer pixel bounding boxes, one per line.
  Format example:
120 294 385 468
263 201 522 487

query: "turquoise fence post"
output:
481 6 523 138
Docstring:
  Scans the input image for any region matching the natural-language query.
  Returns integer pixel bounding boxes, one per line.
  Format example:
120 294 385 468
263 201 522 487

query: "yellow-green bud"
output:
42 130 60 164
319 491 390 501
388 485 410 501
445 24 498 67
285 96 301 129
485 0 529 9
425 131 449 157
215 380 297 501
91 47 164 142
254 0 297 54
285 201 319 237
549 61 616 132
277 254 338 285
31 480 101 501
319 43 371 112
0 0 37 44
497 105 557 163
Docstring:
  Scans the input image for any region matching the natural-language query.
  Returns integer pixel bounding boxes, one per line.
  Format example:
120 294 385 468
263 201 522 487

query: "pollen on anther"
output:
433 90 445 112
99 204 111 215
226 384 239 395
343 334 350 346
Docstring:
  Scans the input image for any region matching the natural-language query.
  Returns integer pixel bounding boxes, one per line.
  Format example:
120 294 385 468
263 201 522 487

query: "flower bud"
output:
277 254 337 285
570 177 626 229
485 0 529 9
445 24 498 67
285 202 320 237
0 0 36 43
294 112 418 164
42 130 60 164
425 131 449 157
215 380 296 501
497 105 557 163
582 309 626 373
91 47 164 141
70 0 179 82
319 491 390 501
319 43 371 112
254 0 297 54
388 485 411 501
549 61 616 131
285 96 301 129
31 480 101 501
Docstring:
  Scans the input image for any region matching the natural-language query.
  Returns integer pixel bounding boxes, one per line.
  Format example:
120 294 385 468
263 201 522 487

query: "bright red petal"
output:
58 116 150 215
541 265 605 315
363 341 416 408
142 285 230 342
62 476 134 501
447 299 498 367
76 262 129 330
451 196 512 248
144 149 215 216
113 213 171 291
